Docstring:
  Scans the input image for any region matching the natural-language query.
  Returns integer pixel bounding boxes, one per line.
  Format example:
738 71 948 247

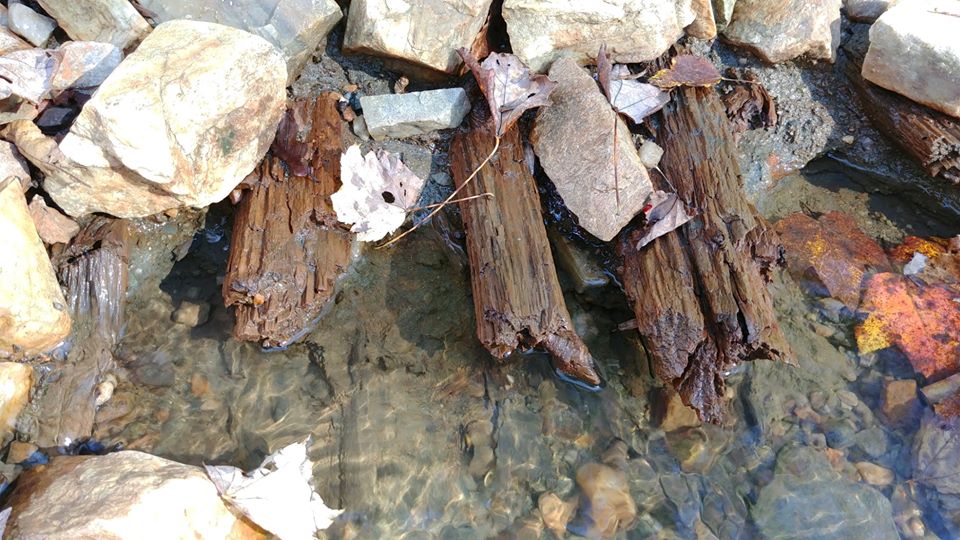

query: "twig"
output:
407 192 494 212
379 136 501 248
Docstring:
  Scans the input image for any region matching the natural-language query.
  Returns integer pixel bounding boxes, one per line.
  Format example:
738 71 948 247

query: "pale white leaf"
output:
608 79 670 124
331 145 426 242
903 252 928 276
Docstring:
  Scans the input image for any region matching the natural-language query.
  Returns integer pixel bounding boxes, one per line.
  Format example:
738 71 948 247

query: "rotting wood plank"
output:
451 118 601 387
617 80 791 424
845 52 960 185
223 94 353 348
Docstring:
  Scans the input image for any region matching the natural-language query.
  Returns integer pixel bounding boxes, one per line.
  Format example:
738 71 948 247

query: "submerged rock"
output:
575 460 637 537
360 88 471 140
752 446 899 539
35 0 150 49
862 0 960 119
40 20 287 218
137 0 342 84
343 0 493 76
503 0 695 72
0 180 71 357
0 362 32 444
7 3 55 47
5 451 266 538
722 0 841 64
532 57 653 241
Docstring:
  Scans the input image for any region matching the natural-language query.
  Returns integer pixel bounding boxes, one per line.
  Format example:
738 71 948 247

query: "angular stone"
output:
656 387 701 432
0 180 71 357
137 0 342 84
844 0 899 22
532 57 653 241
360 88 471 140
714 0 736 27
38 20 287 218
576 461 637 537
0 27 31 55
35 0 150 49
862 0 960 119
6 440 38 464
722 0 842 64
0 141 30 192
28 196 79 245
173 301 210 327
688 0 717 40
51 41 122 91
855 462 894 486
5 451 265 538
7 3 56 47
343 0 492 76
0 5 8 27
879 378 921 429
0 362 32 444
503 0 695 73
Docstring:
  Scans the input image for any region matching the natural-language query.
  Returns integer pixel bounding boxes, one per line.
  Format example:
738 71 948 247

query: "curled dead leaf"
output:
650 55 721 90
597 45 669 124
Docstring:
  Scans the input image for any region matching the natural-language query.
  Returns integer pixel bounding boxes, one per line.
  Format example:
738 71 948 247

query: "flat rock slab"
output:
360 88 471 140
722 0 841 64
0 180 71 358
41 20 287 218
503 0 695 73
36 0 149 49
532 57 652 242
863 0 960 119
138 0 342 84
343 0 493 75
5 452 265 538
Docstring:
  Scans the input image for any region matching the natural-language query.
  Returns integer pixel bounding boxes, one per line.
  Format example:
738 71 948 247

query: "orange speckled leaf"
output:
775 211 890 308
889 236 950 264
856 272 960 381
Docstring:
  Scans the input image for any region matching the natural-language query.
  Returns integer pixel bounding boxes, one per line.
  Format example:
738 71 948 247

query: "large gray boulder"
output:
137 0 342 83
503 0 695 73
862 0 960 119
722 0 842 64
37 20 287 218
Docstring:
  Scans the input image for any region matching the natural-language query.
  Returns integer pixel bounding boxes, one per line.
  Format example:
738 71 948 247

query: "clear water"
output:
90 162 958 539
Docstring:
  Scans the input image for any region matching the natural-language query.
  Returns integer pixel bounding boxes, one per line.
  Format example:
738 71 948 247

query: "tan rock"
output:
5 451 266 539
0 180 71 357
0 26 31 55
503 0 695 72
687 0 718 39
0 362 32 443
28 196 79 245
6 440 38 464
879 378 921 429
575 462 637 536
657 387 701 432
137 0 342 84
35 0 150 49
0 140 31 192
532 57 654 241
855 461 894 486
722 0 842 64
37 20 287 218
343 0 493 75
862 0 960 119
538 492 576 539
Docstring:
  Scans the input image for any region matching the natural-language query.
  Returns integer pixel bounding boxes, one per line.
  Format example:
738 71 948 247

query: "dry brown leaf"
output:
633 191 694 249
597 45 669 124
330 145 425 242
650 55 721 90
458 48 556 137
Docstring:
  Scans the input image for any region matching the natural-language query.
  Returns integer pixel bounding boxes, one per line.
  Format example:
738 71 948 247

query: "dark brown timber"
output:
451 120 601 387
223 94 352 347
845 53 960 184
617 81 791 424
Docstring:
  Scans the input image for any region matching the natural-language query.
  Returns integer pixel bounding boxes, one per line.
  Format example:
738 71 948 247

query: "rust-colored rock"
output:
879 378 921 428
775 211 891 309
223 95 353 348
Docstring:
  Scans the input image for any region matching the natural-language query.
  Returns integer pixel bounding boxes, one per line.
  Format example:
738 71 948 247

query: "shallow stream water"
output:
90 160 956 539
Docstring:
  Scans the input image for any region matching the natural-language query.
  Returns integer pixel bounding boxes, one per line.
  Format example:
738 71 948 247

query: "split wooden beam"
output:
450 119 601 387
223 94 352 348
617 83 791 424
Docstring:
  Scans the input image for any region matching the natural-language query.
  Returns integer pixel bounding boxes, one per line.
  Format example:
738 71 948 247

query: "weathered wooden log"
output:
617 83 791 424
223 94 352 348
36 217 130 446
845 51 960 184
451 120 601 387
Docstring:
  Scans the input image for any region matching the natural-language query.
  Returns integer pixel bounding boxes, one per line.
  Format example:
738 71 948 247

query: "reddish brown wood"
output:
618 82 790 424
451 120 601 387
223 95 352 347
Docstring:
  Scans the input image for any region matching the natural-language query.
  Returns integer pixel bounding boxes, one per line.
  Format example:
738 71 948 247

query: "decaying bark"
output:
36 217 130 446
223 94 352 348
451 120 601 387
845 55 960 184
617 83 791 424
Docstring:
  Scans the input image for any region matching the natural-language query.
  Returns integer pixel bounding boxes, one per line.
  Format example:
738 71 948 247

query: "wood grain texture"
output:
224 95 352 347
451 120 601 387
618 82 790 423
